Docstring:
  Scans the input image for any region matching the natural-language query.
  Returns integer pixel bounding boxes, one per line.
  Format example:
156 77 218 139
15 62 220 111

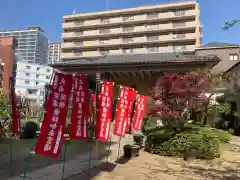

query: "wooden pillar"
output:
92 72 100 160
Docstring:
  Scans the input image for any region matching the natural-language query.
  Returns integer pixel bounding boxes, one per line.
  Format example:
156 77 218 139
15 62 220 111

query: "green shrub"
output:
145 126 231 160
199 127 231 144
149 131 220 159
20 121 39 139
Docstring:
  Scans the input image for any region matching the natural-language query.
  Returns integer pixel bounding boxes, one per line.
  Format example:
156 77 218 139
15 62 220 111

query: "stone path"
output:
7 135 132 180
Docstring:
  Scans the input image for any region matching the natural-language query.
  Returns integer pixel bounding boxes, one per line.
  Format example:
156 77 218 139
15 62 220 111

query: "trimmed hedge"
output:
145 125 231 160
20 121 39 139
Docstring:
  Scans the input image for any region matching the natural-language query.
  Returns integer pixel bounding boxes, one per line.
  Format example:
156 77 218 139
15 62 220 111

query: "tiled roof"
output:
204 42 240 48
50 52 218 67
211 60 239 74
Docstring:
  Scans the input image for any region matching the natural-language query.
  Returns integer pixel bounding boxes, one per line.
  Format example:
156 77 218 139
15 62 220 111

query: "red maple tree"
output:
149 72 211 129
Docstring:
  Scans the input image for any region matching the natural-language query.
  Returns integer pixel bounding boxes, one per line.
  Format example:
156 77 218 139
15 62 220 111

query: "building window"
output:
122 48 134 54
74 21 84 26
36 74 39 78
26 65 31 69
25 73 30 76
230 54 239 61
172 33 186 39
46 69 51 73
25 80 30 84
173 45 186 51
122 26 134 32
147 47 159 52
100 18 110 24
99 50 110 55
147 12 159 19
46 76 50 79
36 82 39 85
172 22 186 28
122 15 134 21
74 51 83 56
73 41 83 46
174 11 185 16
145 24 159 30
99 39 109 44
75 31 83 35
122 37 134 43
147 36 159 41
99 29 110 34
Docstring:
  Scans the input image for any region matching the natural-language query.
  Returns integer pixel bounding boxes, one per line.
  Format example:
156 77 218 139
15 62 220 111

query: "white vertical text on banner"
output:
35 72 73 159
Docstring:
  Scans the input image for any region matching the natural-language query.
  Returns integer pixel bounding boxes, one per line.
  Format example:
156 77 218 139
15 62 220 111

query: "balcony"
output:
100 18 111 24
122 26 134 33
172 34 186 39
172 22 186 28
62 9 197 30
122 15 134 21
122 37 134 43
173 11 186 17
147 12 159 19
61 42 83 48
99 29 111 34
99 50 110 55
61 45 197 60
62 33 196 49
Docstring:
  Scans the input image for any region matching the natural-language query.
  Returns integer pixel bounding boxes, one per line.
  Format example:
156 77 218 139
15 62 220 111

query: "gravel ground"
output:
68 144 240 180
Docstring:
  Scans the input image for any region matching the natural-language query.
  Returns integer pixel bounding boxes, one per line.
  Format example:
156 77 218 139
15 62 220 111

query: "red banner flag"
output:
35 72 73 159
95 82 114 142
132 96 148 131
92 94 96 109
11 87 21 135
113 87 134 137
70 74 89 140
125 90 137 134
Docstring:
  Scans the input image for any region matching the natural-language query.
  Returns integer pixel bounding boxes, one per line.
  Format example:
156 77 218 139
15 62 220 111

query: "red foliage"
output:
149 73 211 124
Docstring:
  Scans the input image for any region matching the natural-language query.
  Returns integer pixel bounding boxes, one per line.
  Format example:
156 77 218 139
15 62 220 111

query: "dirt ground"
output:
71 144 240 180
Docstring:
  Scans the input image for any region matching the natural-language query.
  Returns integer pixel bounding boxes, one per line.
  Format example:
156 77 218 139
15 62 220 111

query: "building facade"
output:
0 37 16 93
48 42 61 64
195 43 240 74
15 62 53 104
0 27 48 64
61 1 202 60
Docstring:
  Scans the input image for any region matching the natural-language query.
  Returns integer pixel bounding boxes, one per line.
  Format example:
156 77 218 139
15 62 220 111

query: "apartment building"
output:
0 37 16 93
0 27 48 64
15 62 53 104
61 1 202 60
48 42 61 64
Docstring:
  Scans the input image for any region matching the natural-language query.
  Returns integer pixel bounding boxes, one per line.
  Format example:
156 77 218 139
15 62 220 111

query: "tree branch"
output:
222 20 240 30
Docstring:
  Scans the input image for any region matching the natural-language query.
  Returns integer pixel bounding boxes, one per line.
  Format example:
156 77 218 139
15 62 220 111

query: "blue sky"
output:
0 0 239 44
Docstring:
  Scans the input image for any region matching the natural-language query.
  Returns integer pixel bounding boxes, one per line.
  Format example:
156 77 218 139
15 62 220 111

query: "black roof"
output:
50 52 218 67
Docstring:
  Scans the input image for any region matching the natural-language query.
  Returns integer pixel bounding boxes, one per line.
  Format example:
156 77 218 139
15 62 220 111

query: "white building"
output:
15 61 53 104
48 42 61 64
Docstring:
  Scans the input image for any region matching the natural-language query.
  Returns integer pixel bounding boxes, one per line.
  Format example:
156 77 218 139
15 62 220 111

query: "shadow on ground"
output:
0 138 116 179
66 156 133 180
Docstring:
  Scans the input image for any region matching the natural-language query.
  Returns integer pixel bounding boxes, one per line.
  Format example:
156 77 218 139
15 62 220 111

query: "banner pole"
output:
92 73 101 162
117 136 122 159
88 129 93 169
9 77 13 176
61 144 68 180
87 89 93 169
106 85 121 163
